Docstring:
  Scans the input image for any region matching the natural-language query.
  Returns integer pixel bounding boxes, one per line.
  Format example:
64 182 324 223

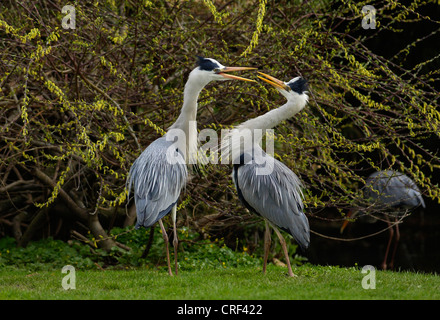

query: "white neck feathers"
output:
236 93 308 132
167 69 209 163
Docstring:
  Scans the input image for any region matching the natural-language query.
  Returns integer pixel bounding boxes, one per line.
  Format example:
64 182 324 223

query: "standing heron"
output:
222 72 310 277
340 170 425 269
127 57 255 275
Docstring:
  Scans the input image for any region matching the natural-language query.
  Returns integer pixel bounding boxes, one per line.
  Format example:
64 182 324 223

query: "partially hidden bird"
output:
127 57 256 275
221 72 310 277
340 170 425 269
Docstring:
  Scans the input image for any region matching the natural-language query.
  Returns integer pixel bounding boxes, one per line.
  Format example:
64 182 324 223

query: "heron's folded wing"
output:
235 157 310 250
364 170 425 209
127 137 188 228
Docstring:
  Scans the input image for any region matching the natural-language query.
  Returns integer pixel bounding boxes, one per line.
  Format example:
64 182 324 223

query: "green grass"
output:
1 265 439 300
1 232 439 300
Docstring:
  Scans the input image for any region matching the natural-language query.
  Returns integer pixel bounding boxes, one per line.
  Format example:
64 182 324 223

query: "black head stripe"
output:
196 56 220 71
288 77 308 94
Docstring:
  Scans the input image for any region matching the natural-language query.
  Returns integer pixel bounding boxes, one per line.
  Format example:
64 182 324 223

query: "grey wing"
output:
126 137 188 228
233 152 310 250
364 170 425 209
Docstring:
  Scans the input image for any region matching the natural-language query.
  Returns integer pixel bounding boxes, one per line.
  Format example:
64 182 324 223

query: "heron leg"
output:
171 205 179 276
158 219 173 276
389 218 400 270
381 219 394 270
271 224 295 277
263 221 271 274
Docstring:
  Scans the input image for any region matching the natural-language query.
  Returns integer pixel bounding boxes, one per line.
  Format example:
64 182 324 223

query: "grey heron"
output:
223 72 310 277
340 170 425 269
127 57 255 275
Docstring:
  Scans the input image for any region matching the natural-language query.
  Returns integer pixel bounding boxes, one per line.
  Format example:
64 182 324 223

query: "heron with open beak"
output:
222 71 310 277
127 57 256 276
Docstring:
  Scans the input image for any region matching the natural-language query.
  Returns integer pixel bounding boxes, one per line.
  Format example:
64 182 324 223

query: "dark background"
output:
308 2 440 272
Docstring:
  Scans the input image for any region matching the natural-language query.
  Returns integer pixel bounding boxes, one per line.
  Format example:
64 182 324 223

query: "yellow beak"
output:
218 67 257 82
257 72 289 90
340 210 353 234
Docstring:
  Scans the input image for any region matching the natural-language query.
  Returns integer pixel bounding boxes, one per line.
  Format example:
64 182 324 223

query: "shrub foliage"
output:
1 1 439 256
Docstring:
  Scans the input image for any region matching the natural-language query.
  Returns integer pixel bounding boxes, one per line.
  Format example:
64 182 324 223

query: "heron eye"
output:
213 68 221 73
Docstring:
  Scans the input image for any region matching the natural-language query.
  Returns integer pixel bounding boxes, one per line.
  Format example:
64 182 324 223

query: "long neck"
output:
169 76 205 130
168 71 208 162
236 98 306 132
223 95 307 157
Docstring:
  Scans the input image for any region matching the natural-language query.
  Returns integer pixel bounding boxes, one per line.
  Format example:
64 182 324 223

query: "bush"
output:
1 1 439 260
0 236 95 271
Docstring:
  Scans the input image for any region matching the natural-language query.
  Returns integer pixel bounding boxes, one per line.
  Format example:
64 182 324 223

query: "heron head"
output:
257 72 308 100
286 77 308 95
194 56 256 83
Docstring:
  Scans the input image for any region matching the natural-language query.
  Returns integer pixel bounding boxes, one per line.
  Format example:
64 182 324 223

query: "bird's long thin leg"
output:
263 221 271 274
389 218 400 270
158 219 173 276
271 224 295 277
381 218 394 270
171 205 179 276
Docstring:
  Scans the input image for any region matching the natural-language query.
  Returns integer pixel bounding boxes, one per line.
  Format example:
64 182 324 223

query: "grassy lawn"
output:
1 264 439 300
1 234 439 300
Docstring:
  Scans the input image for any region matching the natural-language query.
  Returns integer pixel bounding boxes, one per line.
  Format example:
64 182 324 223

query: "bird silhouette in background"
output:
341 170 425 270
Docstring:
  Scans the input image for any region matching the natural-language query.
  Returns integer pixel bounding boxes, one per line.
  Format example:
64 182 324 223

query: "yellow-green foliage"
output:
0 0 439 231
